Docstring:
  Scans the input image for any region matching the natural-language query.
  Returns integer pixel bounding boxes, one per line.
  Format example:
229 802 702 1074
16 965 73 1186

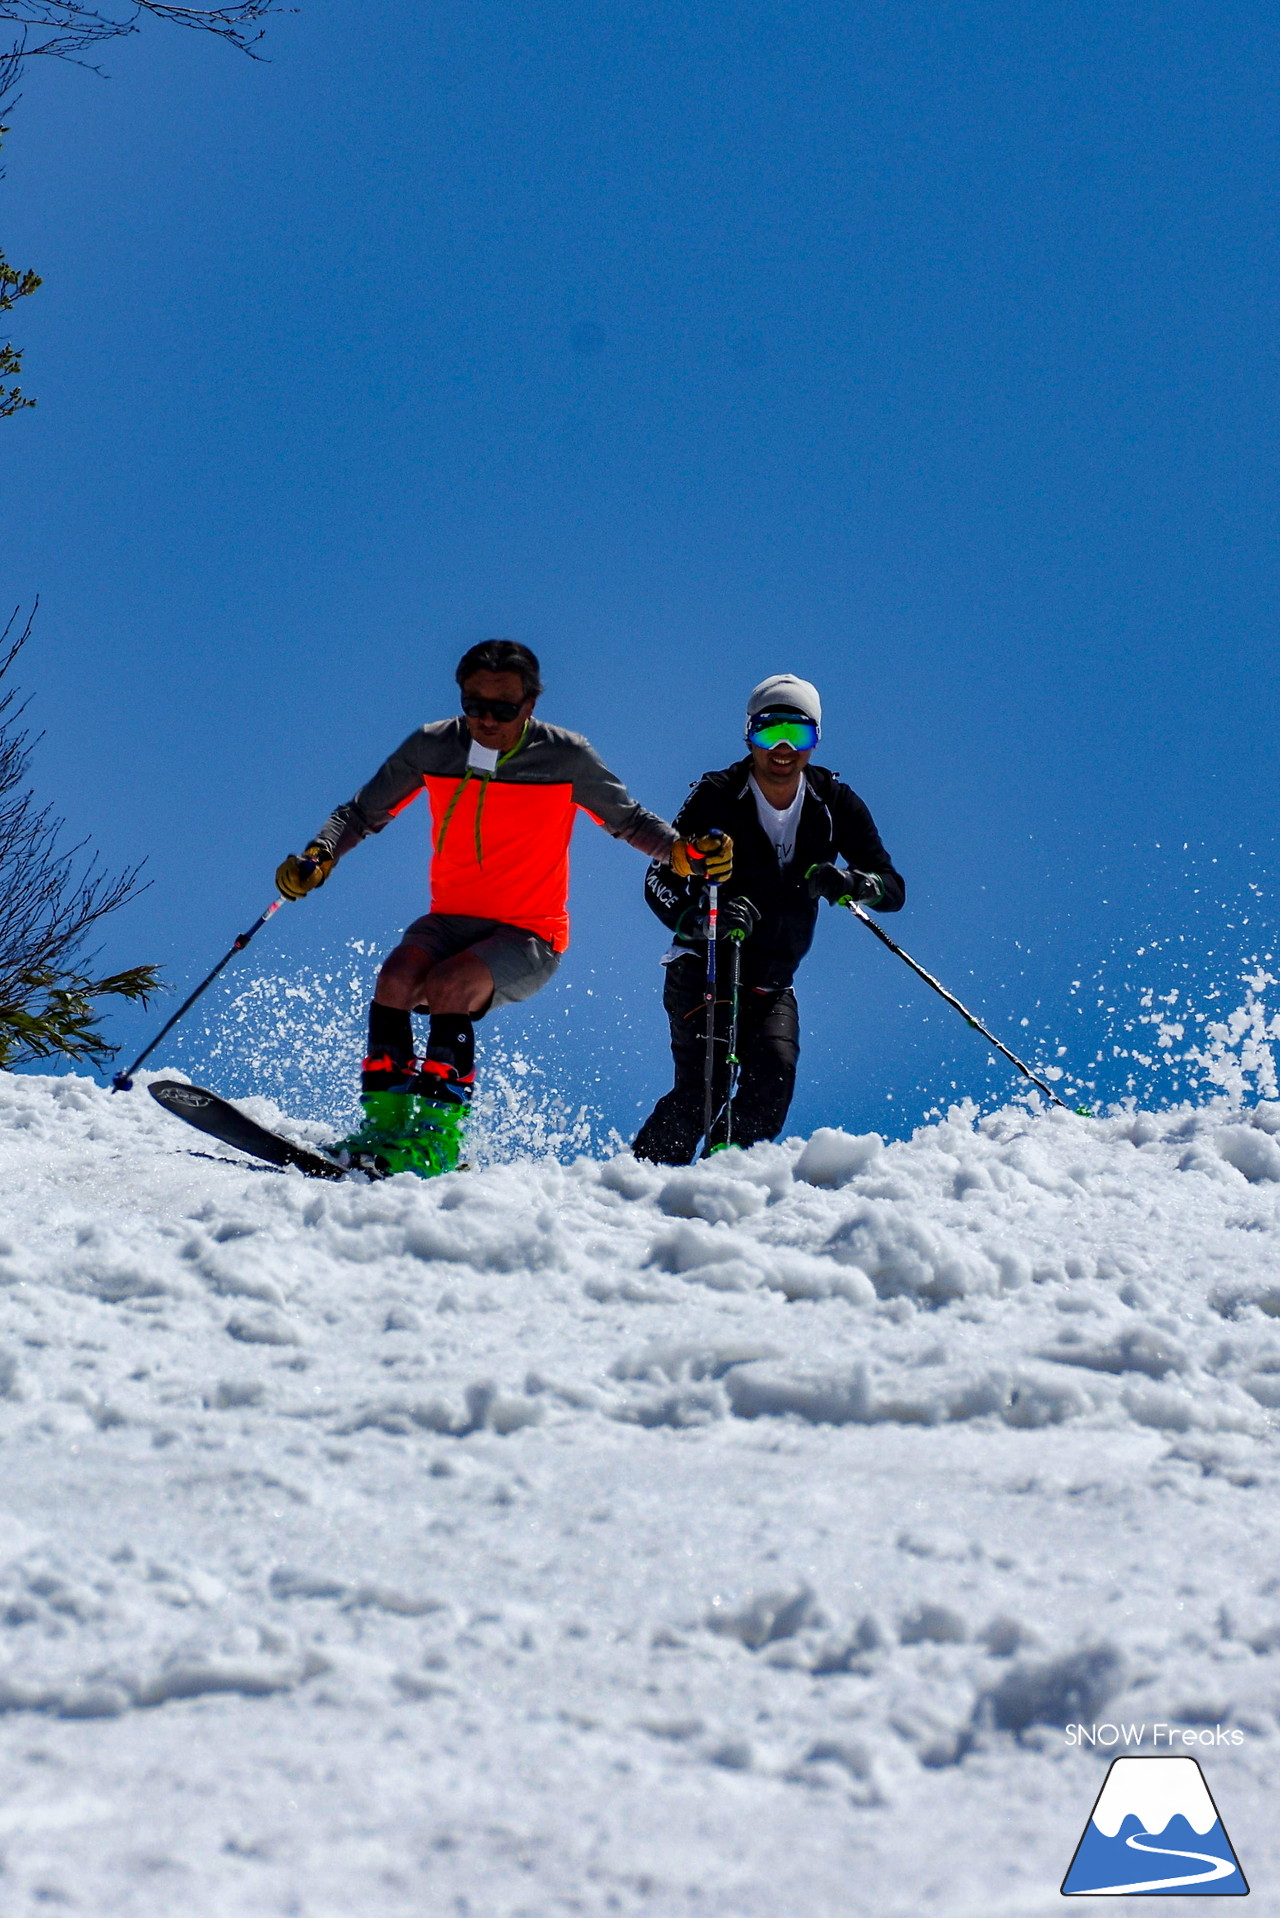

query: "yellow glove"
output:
275 842 334 900
670 831 733 882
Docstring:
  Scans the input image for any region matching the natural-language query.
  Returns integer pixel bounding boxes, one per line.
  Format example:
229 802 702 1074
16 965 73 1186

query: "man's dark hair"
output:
455 639 543 700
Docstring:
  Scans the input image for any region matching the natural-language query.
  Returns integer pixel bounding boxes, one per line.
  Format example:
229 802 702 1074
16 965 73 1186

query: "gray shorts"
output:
399 913 561 1011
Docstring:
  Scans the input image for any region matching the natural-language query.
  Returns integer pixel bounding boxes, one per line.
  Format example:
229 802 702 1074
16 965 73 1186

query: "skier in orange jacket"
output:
276 639 730 1175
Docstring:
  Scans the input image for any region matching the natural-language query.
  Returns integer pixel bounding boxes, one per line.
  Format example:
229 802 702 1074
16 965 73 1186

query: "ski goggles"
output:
461 694 525 722
746 710 819 751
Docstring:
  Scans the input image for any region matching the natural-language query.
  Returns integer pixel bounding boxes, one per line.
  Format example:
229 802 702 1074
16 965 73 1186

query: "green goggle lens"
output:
747 715 818 751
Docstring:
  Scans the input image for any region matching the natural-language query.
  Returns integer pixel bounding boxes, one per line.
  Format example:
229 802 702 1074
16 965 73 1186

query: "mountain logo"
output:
1062 1755 1248 1896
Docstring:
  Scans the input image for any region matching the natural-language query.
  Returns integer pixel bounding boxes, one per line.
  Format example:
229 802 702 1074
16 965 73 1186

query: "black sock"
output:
425 1013 475 1085
362 1001 414 1093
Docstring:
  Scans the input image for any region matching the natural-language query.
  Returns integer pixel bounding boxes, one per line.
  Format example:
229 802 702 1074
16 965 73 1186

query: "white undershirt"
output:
749 773 805 868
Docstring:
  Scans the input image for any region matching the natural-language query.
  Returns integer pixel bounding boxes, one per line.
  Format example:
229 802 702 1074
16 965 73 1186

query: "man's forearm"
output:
308 802 373 864
620 808 679 860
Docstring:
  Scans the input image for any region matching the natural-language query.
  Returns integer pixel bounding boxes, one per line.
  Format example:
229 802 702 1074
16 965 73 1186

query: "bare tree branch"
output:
0 0 280 65
0 604 160 1069
2 0 282 408
0 0 285 111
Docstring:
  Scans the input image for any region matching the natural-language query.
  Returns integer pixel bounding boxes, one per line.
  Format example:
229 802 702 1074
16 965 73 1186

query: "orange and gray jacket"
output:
309 717 678 953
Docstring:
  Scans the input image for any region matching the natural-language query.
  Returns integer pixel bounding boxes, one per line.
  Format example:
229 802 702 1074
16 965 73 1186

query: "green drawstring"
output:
434 768 474 858
435 725 528 868
473 773 490 864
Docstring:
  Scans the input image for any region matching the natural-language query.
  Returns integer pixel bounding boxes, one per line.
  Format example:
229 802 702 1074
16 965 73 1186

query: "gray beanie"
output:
746 674 822 733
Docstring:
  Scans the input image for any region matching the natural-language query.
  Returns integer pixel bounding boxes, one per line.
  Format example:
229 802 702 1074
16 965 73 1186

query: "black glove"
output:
675 895 759 943
806 863 885 908
718 896 760 942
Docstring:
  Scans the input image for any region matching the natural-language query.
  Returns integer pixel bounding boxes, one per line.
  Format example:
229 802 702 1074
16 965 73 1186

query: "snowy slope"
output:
2 1070 1280 1915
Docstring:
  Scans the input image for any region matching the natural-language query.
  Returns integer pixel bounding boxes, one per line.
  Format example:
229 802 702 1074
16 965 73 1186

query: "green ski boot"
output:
331 1090 468 1180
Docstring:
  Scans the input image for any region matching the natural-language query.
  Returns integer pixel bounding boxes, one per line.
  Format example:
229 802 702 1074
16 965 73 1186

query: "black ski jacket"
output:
643 759 904 990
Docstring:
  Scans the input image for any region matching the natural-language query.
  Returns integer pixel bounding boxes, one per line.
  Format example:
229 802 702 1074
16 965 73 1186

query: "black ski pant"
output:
633 954 799 1165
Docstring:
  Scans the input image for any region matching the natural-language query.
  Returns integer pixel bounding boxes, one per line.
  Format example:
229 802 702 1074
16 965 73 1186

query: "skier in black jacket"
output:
633 674 904 1164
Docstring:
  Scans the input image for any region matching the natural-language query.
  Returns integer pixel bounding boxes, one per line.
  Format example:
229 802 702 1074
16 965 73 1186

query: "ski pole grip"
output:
705 879 719 989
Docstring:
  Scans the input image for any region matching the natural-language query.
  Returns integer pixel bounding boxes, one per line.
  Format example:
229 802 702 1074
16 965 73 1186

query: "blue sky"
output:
3 0 1278 1136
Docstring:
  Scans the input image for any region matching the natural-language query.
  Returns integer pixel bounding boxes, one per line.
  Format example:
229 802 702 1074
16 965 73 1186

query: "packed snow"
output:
3 1067 1280 1914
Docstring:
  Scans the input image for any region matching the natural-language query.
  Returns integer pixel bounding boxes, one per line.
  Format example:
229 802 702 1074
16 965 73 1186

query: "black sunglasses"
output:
461 695 525 722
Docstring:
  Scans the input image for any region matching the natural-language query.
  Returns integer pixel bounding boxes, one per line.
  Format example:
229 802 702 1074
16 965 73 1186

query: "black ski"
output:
148 1080 351 1180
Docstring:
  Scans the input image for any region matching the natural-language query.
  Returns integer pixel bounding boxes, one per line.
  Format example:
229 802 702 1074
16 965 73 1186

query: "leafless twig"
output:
0 0 285 108
0 604 159 1068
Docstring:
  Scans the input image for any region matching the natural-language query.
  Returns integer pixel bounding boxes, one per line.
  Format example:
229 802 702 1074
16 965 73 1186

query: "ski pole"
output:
702 879 720 1144
111 884 299 1092
722 926 745 1147
841 899 1071 1111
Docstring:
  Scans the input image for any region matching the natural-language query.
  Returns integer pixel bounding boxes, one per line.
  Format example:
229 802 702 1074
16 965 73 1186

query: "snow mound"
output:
4 1069 1280 1912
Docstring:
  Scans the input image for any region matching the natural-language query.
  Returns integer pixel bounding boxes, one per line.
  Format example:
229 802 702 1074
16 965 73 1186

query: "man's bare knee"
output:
375 944 436 1010
417 953 494 1015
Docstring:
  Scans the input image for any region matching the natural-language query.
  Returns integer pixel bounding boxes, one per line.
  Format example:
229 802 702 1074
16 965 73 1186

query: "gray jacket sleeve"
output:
308 727 449 861
307 721 677 864
570 740 678 859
